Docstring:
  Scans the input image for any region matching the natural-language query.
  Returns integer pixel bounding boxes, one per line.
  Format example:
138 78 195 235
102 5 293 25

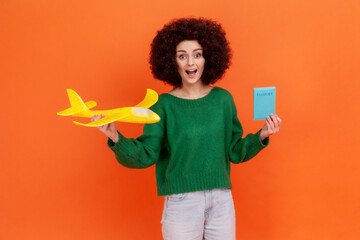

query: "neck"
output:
172 82 213 99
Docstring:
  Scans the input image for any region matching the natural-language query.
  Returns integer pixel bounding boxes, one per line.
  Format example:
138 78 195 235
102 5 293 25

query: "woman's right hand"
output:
91 114 119 143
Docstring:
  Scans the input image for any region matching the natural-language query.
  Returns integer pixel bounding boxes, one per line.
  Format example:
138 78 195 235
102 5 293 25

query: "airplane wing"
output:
57 101 96 116
73 112 130 127
135 89 158 108
57 105 85 116
85 100 97 109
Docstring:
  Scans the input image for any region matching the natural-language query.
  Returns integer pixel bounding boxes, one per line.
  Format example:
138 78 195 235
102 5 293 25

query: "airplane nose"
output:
130 107 160 123
151 113 161 123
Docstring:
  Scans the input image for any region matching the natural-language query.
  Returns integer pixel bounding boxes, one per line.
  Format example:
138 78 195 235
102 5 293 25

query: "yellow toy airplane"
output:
57 89 160 127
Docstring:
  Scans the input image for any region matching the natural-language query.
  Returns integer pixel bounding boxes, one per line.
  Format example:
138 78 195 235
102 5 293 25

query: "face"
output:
175 40 205 86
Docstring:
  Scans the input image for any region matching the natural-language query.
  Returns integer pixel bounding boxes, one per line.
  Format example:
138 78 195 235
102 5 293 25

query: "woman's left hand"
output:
260 114 282 141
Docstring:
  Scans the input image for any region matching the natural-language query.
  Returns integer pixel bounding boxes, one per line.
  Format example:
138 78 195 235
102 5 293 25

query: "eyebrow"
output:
176 48 203 53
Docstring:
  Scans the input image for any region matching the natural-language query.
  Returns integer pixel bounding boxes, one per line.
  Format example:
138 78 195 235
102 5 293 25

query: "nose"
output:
187 56 194 66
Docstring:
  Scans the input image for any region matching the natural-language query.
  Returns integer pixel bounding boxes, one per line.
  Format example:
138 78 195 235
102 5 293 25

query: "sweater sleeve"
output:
107 102 165 169
228 96 269 164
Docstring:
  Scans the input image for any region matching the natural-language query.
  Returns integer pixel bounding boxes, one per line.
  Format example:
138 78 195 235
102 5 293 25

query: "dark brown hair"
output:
149 18 232 87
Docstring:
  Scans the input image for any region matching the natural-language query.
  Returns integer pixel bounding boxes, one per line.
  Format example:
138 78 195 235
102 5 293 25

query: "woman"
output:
93 18 281 240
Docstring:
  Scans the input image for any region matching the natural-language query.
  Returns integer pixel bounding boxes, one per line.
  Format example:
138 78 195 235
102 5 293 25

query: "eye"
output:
178 54 187 60
194 53 202 58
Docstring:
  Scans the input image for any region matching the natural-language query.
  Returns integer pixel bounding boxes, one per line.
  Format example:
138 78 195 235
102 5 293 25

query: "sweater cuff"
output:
107 137 115 147
257 129 269 147
107 131 127 148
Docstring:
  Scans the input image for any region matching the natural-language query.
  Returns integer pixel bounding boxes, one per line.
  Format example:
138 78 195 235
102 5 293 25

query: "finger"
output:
270 114 279 128
267 116 275 131
265 118 273 135
265 120 272 136
91 114 98 122
98 123 107 131
274 115 282 130
277 117 282 128
275 114 282 123
267 120 273 131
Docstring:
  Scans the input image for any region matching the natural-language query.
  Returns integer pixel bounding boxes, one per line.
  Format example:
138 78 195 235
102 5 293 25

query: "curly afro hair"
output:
149 18 232 87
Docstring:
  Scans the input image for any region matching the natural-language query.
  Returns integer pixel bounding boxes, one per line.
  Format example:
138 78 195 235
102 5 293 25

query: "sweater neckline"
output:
163 87 218 105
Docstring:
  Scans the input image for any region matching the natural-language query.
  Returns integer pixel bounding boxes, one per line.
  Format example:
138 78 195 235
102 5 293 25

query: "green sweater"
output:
108 87 269 196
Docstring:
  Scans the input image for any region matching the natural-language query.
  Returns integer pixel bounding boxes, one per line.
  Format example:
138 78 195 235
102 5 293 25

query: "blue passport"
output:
253 87 276 120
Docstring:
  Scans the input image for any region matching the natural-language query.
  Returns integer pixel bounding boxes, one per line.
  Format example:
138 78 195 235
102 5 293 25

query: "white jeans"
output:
161 189 235 240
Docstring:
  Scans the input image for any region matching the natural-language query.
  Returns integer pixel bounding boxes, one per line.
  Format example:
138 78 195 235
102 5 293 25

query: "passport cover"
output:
253 87 276 120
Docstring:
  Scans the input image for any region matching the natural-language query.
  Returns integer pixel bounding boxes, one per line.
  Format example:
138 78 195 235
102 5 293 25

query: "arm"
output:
229 114 269 164
93 105 165 169
107 122 164 168
229 113 282 164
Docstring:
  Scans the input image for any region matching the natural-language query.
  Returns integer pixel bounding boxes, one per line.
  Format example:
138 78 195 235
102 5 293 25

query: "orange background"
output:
1 0 359 239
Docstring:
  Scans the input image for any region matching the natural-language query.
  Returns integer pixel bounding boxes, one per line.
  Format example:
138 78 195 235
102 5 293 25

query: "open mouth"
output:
185 69 197 77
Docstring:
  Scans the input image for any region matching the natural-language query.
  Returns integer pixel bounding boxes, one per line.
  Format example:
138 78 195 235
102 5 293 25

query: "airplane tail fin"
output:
57 89 88 116
135 89 159 108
